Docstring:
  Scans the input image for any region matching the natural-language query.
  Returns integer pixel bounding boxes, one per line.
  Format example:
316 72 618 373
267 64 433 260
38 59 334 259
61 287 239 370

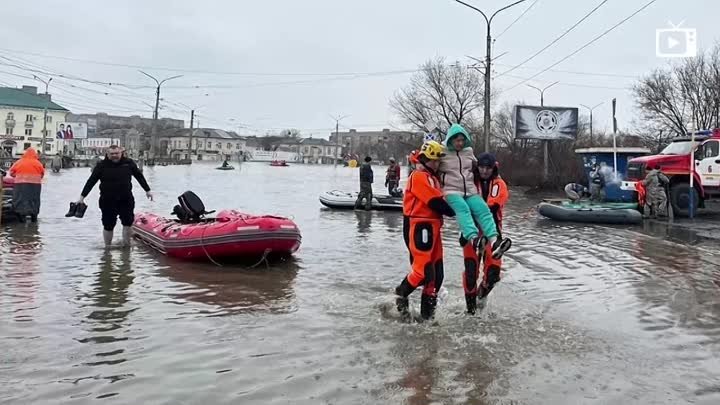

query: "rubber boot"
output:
65 202 77 217
395 278 414 318
420 294 437 320
30 214 37 223
479 266 502 299
121 226 132 247
465 294 477 315
103 230 113 246
74 203 88 218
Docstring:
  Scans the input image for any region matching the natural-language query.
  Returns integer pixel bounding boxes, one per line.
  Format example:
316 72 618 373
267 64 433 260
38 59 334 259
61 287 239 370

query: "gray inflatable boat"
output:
538 202 642 225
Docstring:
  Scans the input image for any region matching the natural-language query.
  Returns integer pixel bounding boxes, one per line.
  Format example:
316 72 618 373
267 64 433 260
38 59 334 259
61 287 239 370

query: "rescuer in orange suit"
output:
395 140 455 321
460 152 510 314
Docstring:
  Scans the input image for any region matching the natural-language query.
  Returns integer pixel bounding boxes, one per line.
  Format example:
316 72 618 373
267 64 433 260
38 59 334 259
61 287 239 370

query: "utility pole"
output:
454 0 528 152
612 98 618 181
580 102 604 146
527 81 559 183
188 109 195 162
139 71 183 158
33 75 52 157
330 114 350 167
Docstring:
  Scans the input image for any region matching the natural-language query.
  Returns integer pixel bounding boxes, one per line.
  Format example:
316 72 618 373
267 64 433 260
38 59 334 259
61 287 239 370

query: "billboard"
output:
513 105 579 140
55 122 88 140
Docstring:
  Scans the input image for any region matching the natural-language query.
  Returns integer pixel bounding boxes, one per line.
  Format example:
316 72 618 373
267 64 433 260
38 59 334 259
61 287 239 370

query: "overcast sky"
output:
0 0 716 137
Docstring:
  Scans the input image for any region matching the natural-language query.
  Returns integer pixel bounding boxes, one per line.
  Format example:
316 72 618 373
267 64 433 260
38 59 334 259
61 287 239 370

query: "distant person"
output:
9 147 45 222
642 165 669 219
56 124 66 139
75 145 153 247
50 153 63 173
354 156 373 210
222 160 229 168
589 163 605 202
564 183 591 202
65 125 74 140
385 158 400 196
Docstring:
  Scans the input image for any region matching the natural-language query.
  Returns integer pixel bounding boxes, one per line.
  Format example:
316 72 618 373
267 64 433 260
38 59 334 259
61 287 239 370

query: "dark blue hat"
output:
477 152 496 168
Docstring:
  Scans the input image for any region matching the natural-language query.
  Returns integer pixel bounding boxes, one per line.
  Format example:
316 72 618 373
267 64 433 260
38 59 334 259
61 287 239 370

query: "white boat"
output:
319 190 403 211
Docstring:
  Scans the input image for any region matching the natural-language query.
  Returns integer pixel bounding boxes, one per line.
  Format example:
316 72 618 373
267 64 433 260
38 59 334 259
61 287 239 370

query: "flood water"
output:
1 162 719 405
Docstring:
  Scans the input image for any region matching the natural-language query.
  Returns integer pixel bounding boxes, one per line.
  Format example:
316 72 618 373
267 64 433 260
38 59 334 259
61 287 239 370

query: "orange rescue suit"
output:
398 169 454 299
9 148 45 184
462 174 509 297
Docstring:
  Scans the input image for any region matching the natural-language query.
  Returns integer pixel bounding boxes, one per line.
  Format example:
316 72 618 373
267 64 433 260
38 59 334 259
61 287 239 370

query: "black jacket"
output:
359 162 374 183
81 157 151 200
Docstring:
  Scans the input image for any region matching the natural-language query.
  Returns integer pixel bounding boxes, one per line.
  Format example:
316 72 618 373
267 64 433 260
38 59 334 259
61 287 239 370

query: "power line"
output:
495 0 539 39
496 0 609 78
493 63 639 79
499 72 629 90
499 0 659 95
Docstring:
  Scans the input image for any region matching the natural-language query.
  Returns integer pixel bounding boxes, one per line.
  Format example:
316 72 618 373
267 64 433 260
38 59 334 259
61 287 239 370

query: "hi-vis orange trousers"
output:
397 217 444 298
462 238 502 298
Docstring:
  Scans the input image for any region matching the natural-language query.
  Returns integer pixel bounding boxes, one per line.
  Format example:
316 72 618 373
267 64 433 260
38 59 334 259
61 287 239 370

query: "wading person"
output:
385 158 401 196
642 165 669 219
394 141 455 321
589 163 605 202
75 145 153 246
460 153 510 314
354 156 373 210
9 147 45 223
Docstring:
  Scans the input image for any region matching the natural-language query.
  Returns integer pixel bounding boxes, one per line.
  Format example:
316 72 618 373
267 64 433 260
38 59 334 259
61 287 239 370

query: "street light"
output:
139 71 183 158
580 102 604 146
33 75 52 156
527 81 559 107
453 0 529 152
330 114 350 167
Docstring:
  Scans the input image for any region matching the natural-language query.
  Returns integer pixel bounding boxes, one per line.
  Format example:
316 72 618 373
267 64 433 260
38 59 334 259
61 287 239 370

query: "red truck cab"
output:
621 129 720 216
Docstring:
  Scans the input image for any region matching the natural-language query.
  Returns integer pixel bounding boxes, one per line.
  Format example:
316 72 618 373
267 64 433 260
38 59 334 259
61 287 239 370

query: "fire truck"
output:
621 129 720 216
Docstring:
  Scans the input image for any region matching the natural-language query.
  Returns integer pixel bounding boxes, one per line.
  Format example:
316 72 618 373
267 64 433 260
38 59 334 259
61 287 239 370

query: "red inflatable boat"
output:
132 191 301 261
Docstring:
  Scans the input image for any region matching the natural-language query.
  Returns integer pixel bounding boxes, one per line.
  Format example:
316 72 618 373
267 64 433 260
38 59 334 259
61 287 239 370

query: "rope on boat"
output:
249 248 272 269
200 224 223 267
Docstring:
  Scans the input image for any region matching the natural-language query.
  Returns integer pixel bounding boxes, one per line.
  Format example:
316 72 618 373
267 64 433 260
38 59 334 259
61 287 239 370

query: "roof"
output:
574 147 652 154
160 128 244 140
299 137 338 146
0 87 69 111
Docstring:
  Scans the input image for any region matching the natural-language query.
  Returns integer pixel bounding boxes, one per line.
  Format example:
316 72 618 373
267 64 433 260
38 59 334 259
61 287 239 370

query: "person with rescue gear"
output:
395 140 455 321
642 165 669 219
439 124 506 258
354 156 374 210
75 145 153 247
9 147 45 223
460 153 511 314
564 182 591 202
385 158 401 196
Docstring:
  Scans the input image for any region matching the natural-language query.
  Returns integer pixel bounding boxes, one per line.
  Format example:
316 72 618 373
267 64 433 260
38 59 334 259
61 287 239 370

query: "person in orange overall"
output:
395 140 456 321
460 153 509 314
9 147 45 223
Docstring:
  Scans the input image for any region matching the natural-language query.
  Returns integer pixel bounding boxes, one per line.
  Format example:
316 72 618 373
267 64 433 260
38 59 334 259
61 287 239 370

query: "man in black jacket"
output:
77 146 153 246
354 156 374 210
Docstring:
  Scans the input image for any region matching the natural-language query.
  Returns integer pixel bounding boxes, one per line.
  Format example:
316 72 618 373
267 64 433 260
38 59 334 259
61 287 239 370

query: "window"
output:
25 129 32 136
227 143 232 149
207 141 211 148
25 114 33 122
7 112 14 120
703 140 720 158
236 144 240 149
23 142 31 150
216 142 222 149
5 127 12 135
45 116 52 123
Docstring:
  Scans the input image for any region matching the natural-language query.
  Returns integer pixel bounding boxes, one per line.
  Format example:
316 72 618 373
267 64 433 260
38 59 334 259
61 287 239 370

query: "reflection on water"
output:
1 165 719 405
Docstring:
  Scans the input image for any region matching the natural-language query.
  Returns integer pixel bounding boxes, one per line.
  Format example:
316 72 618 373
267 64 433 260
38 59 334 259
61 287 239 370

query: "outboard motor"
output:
173 191 215 223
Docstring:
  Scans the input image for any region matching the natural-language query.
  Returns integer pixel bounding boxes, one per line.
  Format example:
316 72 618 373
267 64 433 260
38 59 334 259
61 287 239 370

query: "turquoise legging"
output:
445 194 498 241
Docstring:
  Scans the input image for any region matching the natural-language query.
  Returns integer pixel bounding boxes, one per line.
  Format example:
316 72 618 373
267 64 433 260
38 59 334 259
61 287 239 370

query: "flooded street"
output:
1 163 719 405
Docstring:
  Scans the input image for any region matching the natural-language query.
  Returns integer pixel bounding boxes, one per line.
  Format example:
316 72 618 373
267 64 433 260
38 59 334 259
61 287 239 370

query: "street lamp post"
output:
139 71 183 158
33 75 52 157
453 0 529 152
330 114 350 167
527 81 559 183
580 102 604 146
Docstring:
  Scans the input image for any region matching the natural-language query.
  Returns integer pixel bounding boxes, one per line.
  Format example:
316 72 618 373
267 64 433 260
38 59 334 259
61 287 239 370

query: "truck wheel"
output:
670 183 699 217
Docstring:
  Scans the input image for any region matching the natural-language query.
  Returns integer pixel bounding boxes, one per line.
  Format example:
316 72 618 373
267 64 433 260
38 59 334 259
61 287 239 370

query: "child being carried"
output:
440 124 511 258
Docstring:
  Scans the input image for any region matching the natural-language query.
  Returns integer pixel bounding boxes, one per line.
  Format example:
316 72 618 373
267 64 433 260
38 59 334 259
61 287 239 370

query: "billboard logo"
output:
535 110 559 134
656 21 697 58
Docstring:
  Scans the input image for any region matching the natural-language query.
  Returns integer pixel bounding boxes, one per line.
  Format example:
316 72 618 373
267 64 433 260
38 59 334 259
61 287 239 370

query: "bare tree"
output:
633 43 720 135
390 57 483 136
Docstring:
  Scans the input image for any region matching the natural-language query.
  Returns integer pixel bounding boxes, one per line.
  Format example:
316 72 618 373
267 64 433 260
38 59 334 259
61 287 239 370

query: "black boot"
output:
395 278 414 317
30 214 37 223
480 266 502 299
465 294 477 315
74 202 88 218
420 294 437 320
65 202 77 217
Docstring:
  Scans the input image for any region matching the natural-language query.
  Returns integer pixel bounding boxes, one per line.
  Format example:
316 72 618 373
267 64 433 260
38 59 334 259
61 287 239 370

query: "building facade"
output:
158 128 246 161
329 128 424 163
0 86 69 157
297 138 342 164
